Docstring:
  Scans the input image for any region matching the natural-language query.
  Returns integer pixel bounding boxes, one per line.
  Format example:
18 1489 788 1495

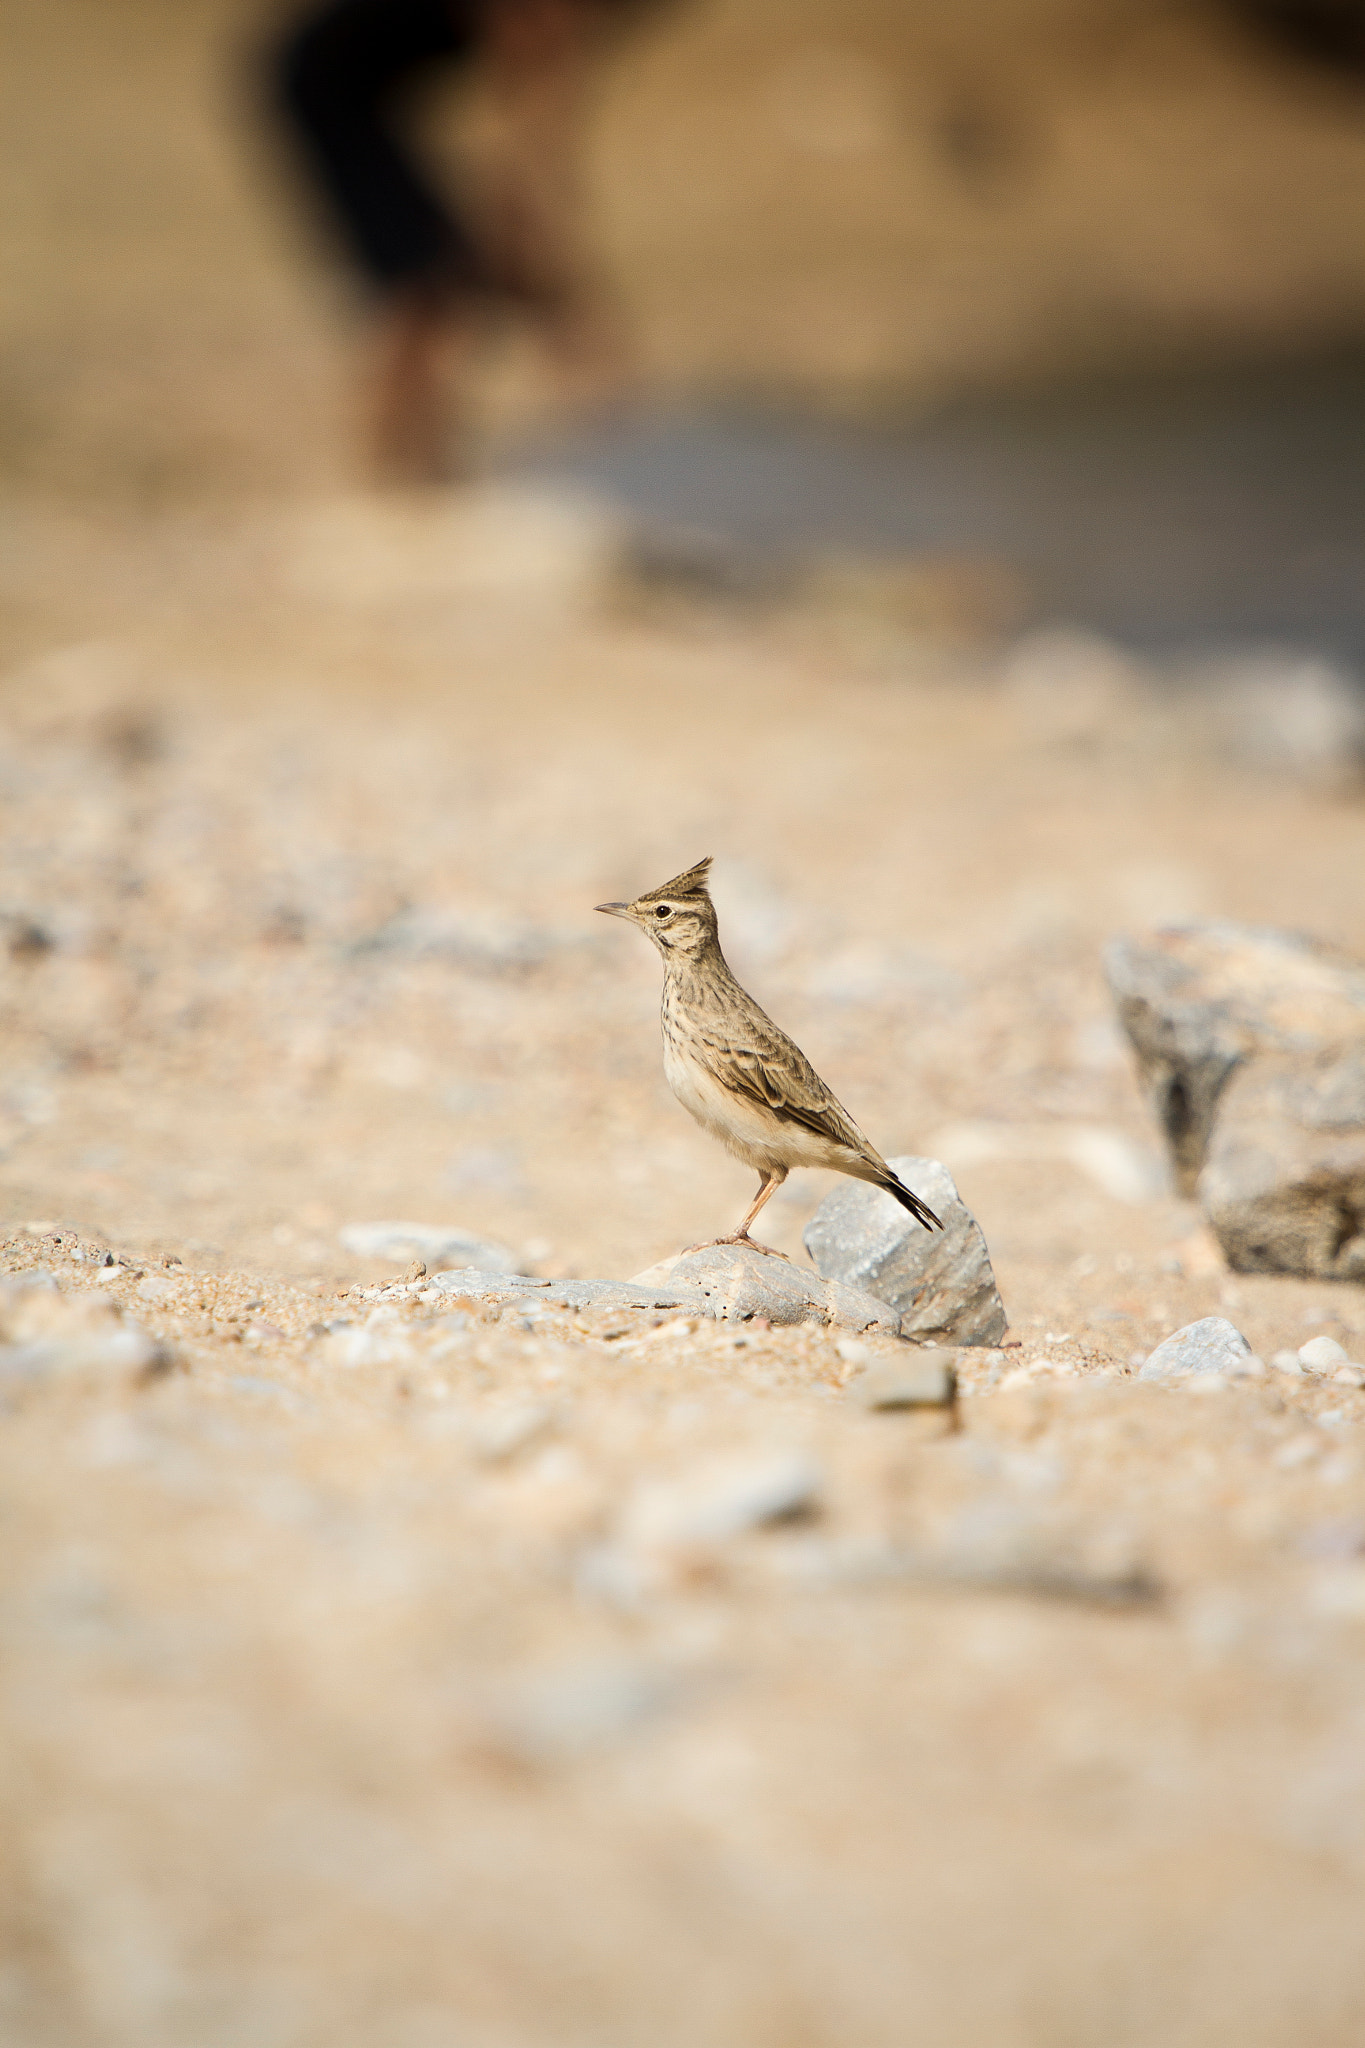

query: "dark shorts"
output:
273 0 484 299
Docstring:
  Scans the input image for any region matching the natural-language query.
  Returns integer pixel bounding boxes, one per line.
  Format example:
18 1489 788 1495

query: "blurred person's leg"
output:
268 0 654 482
366 283 474 484
273 0 484 483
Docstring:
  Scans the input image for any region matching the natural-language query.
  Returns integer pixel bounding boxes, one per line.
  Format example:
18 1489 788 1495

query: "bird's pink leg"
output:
683 1171 792 1258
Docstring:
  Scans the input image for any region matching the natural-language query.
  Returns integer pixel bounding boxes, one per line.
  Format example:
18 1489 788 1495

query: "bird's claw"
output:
680 1234 793 1260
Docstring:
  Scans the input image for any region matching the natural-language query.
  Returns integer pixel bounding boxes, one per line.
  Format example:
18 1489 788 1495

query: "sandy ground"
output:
3 489 1365 2044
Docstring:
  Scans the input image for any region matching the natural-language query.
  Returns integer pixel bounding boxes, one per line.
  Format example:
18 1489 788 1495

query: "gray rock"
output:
1198 1046 1365 1280
427 1269 710 1315
802 1155 1007 1347
340 1221 520 1274
427 1248 904 1332
1104 922 1365 1193
1138 1316 1256 1381
849 1349 957 1410
630 1244 903 1334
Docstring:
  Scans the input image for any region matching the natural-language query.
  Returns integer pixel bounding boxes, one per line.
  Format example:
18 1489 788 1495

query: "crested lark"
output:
596 857 942 1252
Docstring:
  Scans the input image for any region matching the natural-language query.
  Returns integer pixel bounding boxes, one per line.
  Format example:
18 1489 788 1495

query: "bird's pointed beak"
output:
595 901 633 920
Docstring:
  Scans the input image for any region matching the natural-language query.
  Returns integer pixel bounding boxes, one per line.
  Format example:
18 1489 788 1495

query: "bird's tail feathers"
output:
882 1173 943 1233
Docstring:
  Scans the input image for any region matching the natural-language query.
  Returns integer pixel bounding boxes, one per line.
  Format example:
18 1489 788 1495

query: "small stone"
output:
622 1450 822 1548
1138 1316 1255 1382
1105 923 1365 1192
339 1221 522 1274
136 1274 178 1303
1198 1047 1365 1280
403 1259 427 1282
803 1155 1007 1346
1300 1335 1350 1372
849 1349 957 1410
1272 1350 1304 1375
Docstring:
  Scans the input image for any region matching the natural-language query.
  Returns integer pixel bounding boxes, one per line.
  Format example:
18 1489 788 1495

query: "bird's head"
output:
595 856 719 959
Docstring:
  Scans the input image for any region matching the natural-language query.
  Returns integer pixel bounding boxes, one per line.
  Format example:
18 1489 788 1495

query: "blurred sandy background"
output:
7 0 1365 499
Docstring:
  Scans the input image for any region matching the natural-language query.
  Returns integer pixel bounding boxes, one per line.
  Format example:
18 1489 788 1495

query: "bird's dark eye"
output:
654 905 672 919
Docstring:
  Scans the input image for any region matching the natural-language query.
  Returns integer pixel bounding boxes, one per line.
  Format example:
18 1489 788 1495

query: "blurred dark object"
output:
1223 1 1365 73
275 1 489 305
267 0 651 482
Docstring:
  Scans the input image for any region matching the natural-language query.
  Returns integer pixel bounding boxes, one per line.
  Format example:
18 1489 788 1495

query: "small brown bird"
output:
596 857 942 1251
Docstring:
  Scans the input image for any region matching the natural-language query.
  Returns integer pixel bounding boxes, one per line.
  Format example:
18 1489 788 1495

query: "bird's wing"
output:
694 1018 872 1156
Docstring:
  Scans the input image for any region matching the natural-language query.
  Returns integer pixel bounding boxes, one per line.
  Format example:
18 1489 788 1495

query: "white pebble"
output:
1299 1336 1349 1372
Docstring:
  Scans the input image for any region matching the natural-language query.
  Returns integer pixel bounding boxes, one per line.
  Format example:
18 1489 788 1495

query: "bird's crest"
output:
638 856 713 905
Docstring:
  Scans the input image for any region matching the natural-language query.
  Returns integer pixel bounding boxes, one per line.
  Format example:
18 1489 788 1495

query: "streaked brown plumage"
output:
596 856 942 1251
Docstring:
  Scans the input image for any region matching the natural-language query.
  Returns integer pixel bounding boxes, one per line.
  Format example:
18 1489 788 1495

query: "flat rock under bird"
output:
596 858 942 1252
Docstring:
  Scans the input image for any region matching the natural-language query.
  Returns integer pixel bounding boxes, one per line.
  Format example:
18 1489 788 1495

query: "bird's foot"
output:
680 1233 793 1260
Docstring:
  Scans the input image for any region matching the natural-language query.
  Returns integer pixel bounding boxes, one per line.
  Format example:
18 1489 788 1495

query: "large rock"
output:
630 1246 904 1335
802 1155 1007 1347
1138 1316 1258 1381
1198 1046 1365 1280
1105 922 1365 1193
